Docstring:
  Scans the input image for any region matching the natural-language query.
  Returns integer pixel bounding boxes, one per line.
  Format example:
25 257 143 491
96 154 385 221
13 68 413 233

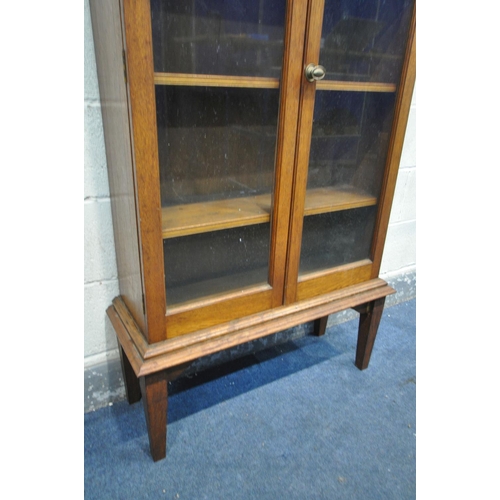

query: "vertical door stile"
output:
370 6 416 277
122 0 167 343
284 0 326 305
269 0 309 307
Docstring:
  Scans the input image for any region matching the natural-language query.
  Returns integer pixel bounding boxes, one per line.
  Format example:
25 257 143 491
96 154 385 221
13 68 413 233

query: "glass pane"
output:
150 0 287 308
300 207 377 274
156 86 279 307
307 91 395 198
150 0 286 77
156 86 279 208
299 90 396 276
164 223 270 306
320 0 414 83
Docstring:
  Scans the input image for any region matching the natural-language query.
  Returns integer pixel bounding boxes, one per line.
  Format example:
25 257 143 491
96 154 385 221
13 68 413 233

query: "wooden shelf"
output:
161 186 377 239
154 72 280 89
162 193 271 239
154 73 395 92
315 80 396 93
304 187 377 216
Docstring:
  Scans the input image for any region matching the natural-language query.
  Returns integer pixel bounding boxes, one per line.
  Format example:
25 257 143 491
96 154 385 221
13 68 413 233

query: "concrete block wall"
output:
84 0 120 371
84 0 416 411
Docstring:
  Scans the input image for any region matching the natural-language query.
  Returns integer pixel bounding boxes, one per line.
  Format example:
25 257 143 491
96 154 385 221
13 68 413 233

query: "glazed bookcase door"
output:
152 0 282 306
124 0 300 339
122 0 414 341
284 0 415 303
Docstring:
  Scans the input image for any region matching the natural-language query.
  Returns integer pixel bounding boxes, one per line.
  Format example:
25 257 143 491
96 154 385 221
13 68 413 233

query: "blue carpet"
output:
85 299 416 499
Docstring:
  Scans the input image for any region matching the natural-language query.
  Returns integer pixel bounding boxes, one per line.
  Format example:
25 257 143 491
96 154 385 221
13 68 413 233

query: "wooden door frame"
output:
284 0 416 304
268 0 309 305
122 0 313 341
370 5 416 277
284 0 326 304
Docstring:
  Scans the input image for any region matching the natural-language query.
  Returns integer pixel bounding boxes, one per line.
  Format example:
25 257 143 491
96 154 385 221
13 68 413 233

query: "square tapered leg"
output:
313 315 328 336
140 371 168 462
355 297 386 370
119 347 142 404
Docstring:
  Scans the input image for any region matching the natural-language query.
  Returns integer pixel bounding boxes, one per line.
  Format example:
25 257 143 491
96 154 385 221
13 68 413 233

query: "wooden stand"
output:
110 279 392 461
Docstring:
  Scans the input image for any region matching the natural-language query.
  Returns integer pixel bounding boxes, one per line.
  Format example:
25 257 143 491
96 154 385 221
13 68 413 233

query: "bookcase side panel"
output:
90 0 146 334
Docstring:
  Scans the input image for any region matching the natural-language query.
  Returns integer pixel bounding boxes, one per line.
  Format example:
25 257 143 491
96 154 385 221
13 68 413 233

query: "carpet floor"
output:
85 298 416 499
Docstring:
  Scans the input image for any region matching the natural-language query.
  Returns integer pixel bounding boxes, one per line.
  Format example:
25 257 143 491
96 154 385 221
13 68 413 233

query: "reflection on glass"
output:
155 84 280 307
320 0 414 83
299 207 376 274
308 91 395 198
164 223 271 306
150 0 286 77
156 86 279 207
150 1 286 308
299 90 396 276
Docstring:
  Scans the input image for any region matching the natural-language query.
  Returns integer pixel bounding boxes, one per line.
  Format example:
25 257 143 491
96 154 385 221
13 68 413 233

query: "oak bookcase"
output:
90 0 416 461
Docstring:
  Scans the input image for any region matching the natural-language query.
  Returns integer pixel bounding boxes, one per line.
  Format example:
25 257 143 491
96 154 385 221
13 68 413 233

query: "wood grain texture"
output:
162 194 271 239
119 346 142 404
313 316 328 336
141 280 395 375
166 288 274 338
268 0 309 307
122 0 167 343
303 187 377 216
285 0 415 302
113 296 149 358
107 304 144 376
296 260 372 302
316 80 396 92
161 187 376 239
89 0 145 333
146 278 390 360
355 297 386 370
107 278 394 376
370 5 416 277
166 270 271 313
140 371 168 461
154 72 279 88
284 0 326 304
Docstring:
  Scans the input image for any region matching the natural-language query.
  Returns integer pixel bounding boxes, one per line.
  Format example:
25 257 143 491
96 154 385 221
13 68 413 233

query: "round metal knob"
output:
305 63 326 82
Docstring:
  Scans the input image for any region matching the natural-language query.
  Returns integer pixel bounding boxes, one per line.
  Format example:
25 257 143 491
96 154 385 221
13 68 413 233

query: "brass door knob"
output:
305 63 326 82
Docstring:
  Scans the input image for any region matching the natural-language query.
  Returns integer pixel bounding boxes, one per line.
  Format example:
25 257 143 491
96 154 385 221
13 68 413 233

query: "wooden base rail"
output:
108 278 394 461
